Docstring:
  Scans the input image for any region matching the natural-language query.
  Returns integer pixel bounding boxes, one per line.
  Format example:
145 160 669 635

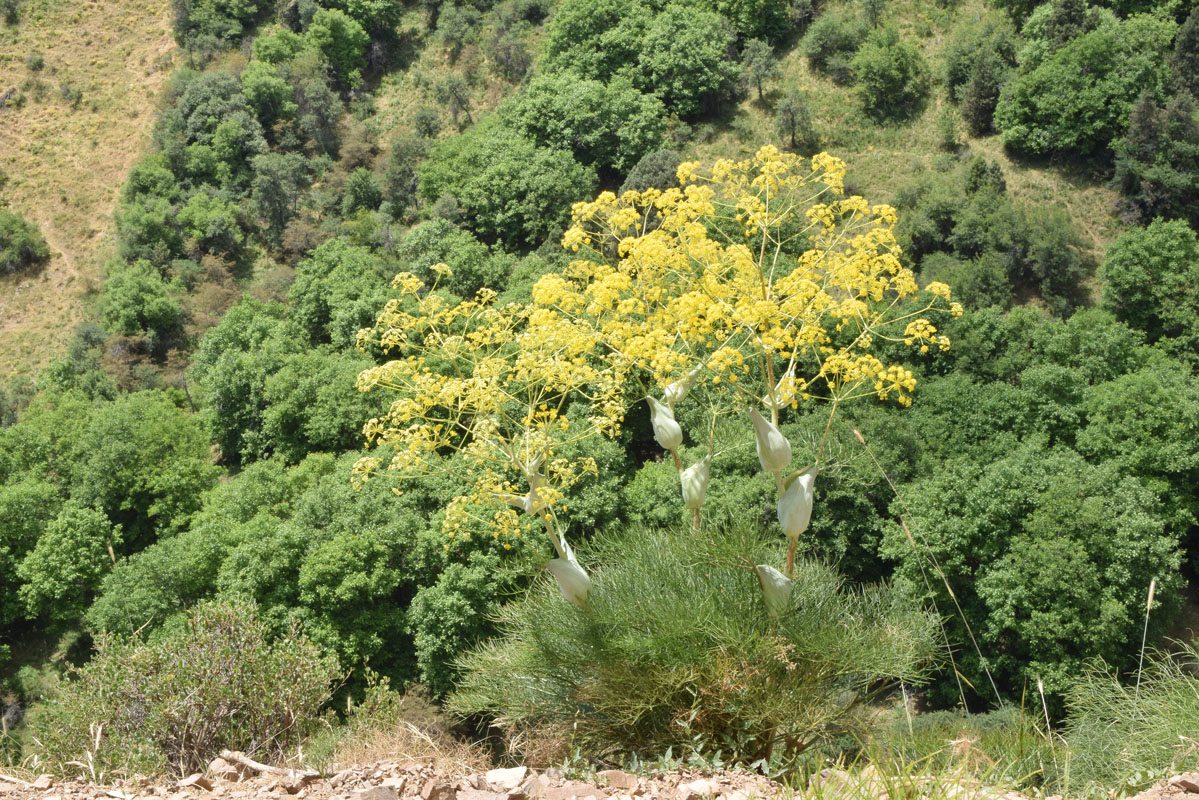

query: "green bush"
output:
801 8 868 83
450 525 938 765
851 26 930 121
26 598 339 778
0 209 50 274
994 12 1176 157
100 260 184 344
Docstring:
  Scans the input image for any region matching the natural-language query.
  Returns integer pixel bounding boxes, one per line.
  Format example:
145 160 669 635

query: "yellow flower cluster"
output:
354 145 959 559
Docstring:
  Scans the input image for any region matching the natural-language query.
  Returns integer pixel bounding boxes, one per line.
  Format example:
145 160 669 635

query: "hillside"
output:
0 0 174 376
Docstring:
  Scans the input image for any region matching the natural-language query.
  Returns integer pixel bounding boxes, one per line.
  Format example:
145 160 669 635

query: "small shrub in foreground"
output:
449 525 938 767
26 599 339 778
0 209 50 275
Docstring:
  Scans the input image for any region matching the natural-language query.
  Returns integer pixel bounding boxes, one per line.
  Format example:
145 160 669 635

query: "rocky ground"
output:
4 757 1198 800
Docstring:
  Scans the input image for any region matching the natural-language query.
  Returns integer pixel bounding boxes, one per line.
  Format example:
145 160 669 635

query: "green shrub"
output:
0 209 50 274
27 598 338 778
633 4 739 117
801 8 868 83
450 525 938 765
100 260 184 344
851 27 930 121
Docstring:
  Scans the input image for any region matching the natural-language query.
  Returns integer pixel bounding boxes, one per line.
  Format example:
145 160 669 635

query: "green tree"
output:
305 8 369 87
189 298 307 465
542 0 648 83
635 4 738 117
100 260 184 344
1112 90 1199 228
774 87 818 151
994 13 1177 157
0 475 63 627
1100 219 1199 355
286 238 392 347
70 391 220 546
500 72 666 174
341 167 383 216
251 152 309 247
418 119 597 245
0 209 50 274
851 26 930 121
801 7 868 83
240 60 297 132
382 135 426 218
740 38 780 102
177 188 244 259
18 503 119 622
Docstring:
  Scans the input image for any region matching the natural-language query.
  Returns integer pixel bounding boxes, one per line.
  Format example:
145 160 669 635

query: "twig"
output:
218 750 319 779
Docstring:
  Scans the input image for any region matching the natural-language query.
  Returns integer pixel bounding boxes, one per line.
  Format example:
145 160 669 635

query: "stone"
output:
352 788 399 800
597 773 637 793
381 778 407 793
207 759 246 783
543 783 606 800
675 780 719 800
486 769 529 793
422 779 457 800
460 790 506 800
33 776 56 790
178 776 213 792
329 771 352 790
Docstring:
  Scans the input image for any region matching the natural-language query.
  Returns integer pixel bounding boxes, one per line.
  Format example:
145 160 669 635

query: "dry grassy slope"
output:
0 0 175 379
692 0 1124 269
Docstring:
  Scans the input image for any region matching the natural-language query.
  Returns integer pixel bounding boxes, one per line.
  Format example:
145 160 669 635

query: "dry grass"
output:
310 687 489 775
0 0 175 378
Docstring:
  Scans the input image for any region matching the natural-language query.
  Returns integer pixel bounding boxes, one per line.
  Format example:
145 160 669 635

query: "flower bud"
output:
680 455 712 511
749 408 791 474
664 364 703 408
762 367 798 410
754 564 793 618
547 557 591 607
778 467 816 541
648 396 683 452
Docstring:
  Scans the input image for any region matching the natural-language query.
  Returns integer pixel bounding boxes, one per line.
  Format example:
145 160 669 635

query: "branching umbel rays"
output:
355 146 961 612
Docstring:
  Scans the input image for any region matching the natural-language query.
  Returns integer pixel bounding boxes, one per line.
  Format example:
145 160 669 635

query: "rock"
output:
486 769 530 793
543 783 606 800
675 780 719 800
207 759 246 783
1170 777 1199 795
381 777 407 793
352 788 399 800
597 773 637 793
178 775 213 792
329 772 353 790
460 790 506 800
33 776 56 790
422 779 458 800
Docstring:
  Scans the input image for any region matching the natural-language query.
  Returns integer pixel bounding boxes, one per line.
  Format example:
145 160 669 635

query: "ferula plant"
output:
355 145 960 611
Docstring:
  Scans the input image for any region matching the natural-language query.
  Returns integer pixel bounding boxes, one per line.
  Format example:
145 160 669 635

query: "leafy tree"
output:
704 0 791 39
1112 90 1199 227
323 0 403 35
994 13 1177 157
418 120 597 245
117 195 185 267
305 8 369 87
122 154 183 206
1172 8 1199 97
635 4 738 117
0 208 50 274
740 38 780 102
189 298 307 465
287 238 392 347
100 260 184 344
801 7 868 83
177 188 244 259
18 503 119 623
69 391 220 545
396 218 516 298
382 135 426 218
341 167 383 216
251 152 310 247
500 72 666 174
0 474 63 627
1100 219 1199 356
618 148 682 193
542 0 649 83
260 350 388 463
253 25 304 63
295 72 342 155
851 26 930 121
436 3 481 59
240 60 297 132
170 0 259 47
885 443 1182 706
774 88 818 152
